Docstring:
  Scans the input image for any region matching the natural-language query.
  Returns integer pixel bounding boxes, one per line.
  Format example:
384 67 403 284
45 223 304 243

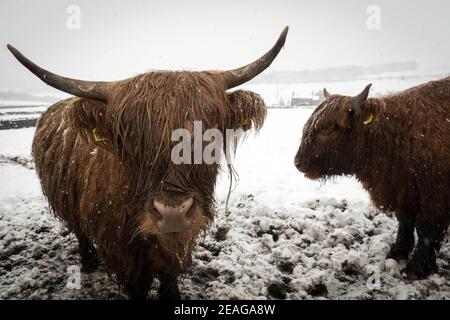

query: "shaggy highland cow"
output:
295 77 450 280
7 26 288 299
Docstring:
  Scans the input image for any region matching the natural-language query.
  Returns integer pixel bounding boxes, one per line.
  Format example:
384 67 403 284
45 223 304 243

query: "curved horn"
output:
354 83 372 104
323 88 330 98
351 83 372 115
7 44 111 101
221 26 289 89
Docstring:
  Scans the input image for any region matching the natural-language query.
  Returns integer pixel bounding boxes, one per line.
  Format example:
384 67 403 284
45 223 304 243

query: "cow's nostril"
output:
294 156 302 169
150 209 163 221
154 197 194 217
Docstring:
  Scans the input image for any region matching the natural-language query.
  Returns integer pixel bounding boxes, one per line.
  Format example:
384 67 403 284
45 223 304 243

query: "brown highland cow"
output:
295 77 450 280
7 27 288 299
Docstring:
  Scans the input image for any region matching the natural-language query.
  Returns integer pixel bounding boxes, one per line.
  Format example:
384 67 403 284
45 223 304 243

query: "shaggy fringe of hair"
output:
106 72 228 199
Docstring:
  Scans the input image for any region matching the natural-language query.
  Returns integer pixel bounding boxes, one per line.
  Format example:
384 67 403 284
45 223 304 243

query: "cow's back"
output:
385 77 450 170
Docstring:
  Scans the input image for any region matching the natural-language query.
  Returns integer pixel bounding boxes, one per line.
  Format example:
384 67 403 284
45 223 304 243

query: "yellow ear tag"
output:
92 128 106 142
363 113 374 125
239 117 250 127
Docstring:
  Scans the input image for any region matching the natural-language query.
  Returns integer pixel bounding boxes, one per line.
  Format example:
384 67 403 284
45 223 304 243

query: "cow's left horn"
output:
221 26 289 89
7 44 112 101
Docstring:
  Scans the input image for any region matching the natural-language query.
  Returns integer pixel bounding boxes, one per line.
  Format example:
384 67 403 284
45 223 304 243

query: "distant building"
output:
290 91 321 107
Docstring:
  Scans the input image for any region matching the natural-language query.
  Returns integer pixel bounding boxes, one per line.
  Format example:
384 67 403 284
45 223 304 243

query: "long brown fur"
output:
32 71 266 299
295 76 450 280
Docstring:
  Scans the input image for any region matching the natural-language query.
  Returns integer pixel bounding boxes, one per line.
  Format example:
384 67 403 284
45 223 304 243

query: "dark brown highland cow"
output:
7 26 288 299
295 78 450 280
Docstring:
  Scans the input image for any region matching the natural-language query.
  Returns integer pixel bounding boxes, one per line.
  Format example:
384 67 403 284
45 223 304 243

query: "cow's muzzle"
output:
153 197 194 234
294 152 305 172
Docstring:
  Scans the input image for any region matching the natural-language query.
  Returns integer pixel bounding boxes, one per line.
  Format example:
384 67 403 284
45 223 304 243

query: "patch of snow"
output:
0 127 35 158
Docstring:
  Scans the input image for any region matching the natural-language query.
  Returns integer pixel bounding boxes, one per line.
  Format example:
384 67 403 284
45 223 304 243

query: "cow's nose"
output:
294 155 303 171
154 197 194 234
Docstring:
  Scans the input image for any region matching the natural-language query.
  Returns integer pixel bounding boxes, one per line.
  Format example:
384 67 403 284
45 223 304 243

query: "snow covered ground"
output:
1 77 449 299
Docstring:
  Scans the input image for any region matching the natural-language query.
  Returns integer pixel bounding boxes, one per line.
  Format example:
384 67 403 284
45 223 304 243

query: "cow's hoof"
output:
404 258 437 280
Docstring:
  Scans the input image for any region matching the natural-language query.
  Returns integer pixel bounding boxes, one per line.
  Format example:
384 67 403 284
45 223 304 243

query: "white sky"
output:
1 0 449 90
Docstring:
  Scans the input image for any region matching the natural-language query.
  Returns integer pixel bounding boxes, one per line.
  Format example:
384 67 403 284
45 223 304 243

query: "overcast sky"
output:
1 0 449 90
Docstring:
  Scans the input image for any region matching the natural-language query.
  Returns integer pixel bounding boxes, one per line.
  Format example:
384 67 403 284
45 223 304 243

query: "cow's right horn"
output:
350 83 372 115
221 26 289 89
7 44 112 101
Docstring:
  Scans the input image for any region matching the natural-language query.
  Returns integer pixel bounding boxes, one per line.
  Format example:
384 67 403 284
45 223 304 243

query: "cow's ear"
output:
64 98 111 150
226 90 267 132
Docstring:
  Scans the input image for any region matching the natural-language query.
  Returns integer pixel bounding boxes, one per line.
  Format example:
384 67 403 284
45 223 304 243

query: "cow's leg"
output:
405 210 448 280
124 273 154 300
388 209 416 260
158 274 180 300
76 232 99 273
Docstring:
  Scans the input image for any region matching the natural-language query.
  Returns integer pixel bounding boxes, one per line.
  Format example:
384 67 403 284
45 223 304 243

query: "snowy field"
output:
0 76 449 299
